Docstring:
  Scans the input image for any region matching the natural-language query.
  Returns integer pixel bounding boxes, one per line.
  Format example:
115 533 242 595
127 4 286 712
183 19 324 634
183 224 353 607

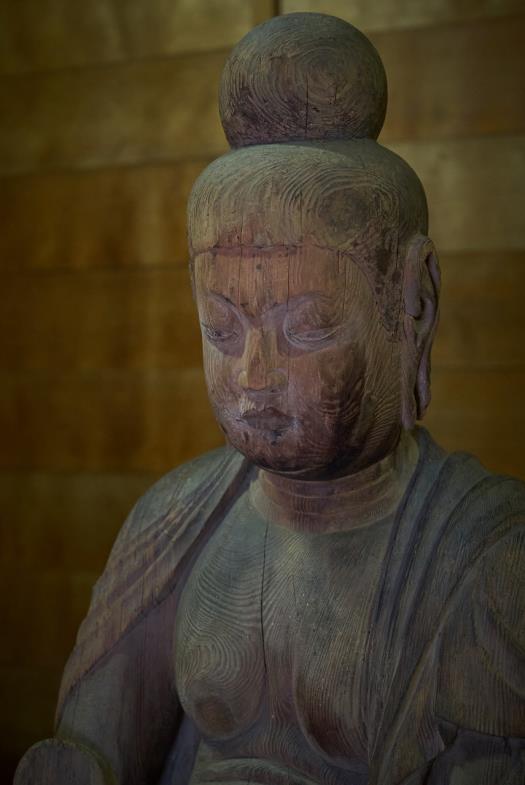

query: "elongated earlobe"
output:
401 235 441 429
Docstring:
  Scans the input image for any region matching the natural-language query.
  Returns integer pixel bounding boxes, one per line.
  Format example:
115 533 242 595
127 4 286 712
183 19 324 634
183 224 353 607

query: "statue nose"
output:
238 327 286 392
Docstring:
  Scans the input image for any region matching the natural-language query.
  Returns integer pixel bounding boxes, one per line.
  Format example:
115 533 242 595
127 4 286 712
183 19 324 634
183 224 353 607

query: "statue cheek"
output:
202 356 235 410
317 344 366 393
203 346 235 383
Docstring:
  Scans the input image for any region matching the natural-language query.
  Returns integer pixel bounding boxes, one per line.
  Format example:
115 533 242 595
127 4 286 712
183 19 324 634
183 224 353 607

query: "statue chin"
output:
14 11 525 785
219 422 319 475
217 416 364 479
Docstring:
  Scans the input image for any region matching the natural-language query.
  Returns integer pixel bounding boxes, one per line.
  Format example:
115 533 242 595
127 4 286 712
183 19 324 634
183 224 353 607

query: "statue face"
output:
194 245 402 477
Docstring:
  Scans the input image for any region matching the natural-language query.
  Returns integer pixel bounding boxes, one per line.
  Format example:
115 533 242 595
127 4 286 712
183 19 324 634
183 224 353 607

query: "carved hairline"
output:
187 141 428 338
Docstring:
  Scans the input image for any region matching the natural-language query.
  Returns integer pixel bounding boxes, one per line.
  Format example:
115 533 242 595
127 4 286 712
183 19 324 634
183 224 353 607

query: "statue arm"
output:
13 738 115 785
14 583 183 785
13 447 244 784
432 518 525 783
14 466 199 785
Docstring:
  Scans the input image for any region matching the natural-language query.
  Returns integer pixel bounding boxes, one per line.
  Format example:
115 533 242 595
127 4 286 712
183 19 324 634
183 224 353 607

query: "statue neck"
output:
249 430 419 533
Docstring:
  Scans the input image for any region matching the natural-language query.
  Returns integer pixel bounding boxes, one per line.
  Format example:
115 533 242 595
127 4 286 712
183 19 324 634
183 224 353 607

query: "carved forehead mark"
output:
194 246 344 300
193 245 384 327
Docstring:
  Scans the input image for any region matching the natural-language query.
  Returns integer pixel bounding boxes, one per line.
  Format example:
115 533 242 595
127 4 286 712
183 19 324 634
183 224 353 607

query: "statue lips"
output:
241 407 293 433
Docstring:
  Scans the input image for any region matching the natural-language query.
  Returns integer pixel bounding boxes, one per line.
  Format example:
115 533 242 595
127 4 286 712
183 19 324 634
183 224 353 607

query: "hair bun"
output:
219 12 387 149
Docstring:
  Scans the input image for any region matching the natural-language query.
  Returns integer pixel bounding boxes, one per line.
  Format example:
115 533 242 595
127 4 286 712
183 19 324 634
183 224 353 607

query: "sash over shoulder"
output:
369 428 525 784
56 445 251 723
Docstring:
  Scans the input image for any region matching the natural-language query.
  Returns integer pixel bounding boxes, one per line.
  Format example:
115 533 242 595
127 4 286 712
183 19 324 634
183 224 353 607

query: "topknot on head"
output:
219 12 387 148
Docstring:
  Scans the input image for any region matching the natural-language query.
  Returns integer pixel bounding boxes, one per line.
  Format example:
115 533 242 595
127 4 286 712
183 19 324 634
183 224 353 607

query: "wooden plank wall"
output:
0 1 275 778
281 3 525 475
1 0 523 778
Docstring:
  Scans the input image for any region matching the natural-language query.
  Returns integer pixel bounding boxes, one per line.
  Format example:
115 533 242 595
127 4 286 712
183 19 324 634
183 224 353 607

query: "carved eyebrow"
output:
209 290 336 317
206 291 236 309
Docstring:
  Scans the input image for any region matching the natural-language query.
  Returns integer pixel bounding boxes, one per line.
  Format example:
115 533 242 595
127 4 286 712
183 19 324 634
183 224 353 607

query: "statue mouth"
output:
240 407 293 432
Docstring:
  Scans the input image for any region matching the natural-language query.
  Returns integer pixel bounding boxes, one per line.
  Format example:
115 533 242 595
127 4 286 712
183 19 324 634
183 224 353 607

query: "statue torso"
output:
171 431 525 785
175 481 394 784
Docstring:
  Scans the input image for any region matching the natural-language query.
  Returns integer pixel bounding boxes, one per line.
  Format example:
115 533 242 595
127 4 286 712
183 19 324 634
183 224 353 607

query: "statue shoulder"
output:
416 426 525 521
113 444 247 549
435 469 525 738
413 428 525 613
56 445 249 719
476 470 525 623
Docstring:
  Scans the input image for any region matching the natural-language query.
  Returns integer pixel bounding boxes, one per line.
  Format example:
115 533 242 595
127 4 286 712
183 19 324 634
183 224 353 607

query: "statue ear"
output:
401 234 441 428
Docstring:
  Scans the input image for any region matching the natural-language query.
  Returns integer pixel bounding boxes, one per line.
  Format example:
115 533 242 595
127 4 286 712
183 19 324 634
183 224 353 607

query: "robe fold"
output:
366 430 525 783
56 446 251 723
54 428 525 784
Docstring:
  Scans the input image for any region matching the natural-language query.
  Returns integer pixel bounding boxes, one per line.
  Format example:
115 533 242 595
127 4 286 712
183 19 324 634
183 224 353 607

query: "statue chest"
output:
174 492 391 771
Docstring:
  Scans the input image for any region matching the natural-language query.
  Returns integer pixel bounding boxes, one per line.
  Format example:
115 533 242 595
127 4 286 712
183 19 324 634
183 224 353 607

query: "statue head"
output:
187 13 440 478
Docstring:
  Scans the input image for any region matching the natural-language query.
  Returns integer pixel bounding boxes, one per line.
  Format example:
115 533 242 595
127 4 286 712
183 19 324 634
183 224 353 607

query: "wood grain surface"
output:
376 15 525 141
0 0 270 74
0 267 202 370
427 369 525 477
1 17 524 174
0 569 98 669
0 162 207 269
0 666 63 771
434 251 525 369
1 2 524 780
282 0 525 30
0 471 156 571
389 136 525 251
2 253 523 374
1 138 523 273
0 369 224 472
0 51 229 174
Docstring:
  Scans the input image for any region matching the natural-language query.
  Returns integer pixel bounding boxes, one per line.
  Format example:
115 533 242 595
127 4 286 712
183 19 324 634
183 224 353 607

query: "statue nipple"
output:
219 12 387 149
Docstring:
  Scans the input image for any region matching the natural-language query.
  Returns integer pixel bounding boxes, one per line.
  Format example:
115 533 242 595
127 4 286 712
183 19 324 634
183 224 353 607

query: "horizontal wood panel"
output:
0 0 266 75
426 368 525 479
0 369 224 472
282 0 525 31
433 251 525 369
0 161 206 270
2 252 523 372
114 0 267 60
0 0 123 75
1 18 524 174
0 268 202 371
1 368 522 476
1 136 524 273
0 51 229 175
389 136 525 252
375 16 525 142
0 665 61 776
0 471 156 572
0 569 95 668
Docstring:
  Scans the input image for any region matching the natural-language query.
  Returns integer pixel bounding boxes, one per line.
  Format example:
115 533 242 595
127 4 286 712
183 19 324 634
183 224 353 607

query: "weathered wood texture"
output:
2 17 525 175
1 140 523 273
1 1 524 781
0 268 203 370
0 472 156 572
0 5 267 780
0 0 273 73
0 162 206 269
390 137 525 252
377 17 525 141
2 252 523 373
0 52 229 174
283 0 525 30
0 370 221 472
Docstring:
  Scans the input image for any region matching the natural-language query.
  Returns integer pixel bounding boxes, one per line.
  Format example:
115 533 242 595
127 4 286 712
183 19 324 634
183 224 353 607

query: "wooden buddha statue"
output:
15 12 525 785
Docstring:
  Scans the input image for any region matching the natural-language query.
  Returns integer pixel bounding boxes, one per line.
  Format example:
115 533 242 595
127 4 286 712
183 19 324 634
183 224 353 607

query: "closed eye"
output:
284 296 341 348
199 292 242 349
285 325 339 343
201 323 239 343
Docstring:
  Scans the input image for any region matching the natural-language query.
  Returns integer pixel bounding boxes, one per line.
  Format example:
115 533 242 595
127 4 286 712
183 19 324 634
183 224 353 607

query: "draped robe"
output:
50 428 525 785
